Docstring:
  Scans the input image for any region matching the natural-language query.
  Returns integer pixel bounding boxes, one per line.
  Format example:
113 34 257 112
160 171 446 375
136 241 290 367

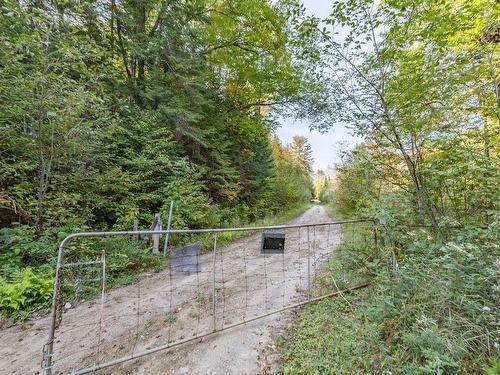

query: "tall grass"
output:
278 222 499 374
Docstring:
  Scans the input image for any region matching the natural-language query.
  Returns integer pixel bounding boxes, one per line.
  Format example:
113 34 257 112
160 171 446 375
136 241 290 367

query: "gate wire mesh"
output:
40 220 376 375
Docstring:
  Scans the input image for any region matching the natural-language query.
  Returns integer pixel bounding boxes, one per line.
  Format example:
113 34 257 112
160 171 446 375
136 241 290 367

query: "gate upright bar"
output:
212 234 217 332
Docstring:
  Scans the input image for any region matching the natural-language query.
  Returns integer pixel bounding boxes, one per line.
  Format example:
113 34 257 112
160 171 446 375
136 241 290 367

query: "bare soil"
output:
0 205 341 375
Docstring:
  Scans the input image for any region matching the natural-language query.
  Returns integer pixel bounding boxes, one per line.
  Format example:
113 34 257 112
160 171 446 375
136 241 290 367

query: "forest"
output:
1 0 499 373
0 0 317 318
281 0 500 373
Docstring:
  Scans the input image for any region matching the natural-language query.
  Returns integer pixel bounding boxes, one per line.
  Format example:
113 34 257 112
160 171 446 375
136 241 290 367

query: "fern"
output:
0 268 53 320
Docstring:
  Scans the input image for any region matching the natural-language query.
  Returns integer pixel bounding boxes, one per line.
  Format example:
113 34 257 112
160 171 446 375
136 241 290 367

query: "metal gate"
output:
40 219 375 374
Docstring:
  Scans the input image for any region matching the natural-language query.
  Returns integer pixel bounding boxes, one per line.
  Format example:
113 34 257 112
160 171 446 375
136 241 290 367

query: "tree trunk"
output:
137 5 146 83
391 127 440 233
35 160 46 234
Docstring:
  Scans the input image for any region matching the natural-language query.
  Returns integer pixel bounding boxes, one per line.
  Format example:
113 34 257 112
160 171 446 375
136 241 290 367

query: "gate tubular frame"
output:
41 219 375 375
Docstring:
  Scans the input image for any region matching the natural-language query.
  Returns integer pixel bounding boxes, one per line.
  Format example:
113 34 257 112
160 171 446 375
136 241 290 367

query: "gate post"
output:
41 238 69 375
212 234 218 332
162 201 174 257
307 226 311 299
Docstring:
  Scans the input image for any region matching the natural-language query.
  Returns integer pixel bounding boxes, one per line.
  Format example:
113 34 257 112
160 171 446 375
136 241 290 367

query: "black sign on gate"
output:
170 243 201 274
260 232 285 254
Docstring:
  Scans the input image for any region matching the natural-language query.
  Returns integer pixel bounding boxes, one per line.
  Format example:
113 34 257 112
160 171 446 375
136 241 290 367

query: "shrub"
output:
280 226 499 374
0 268 53 320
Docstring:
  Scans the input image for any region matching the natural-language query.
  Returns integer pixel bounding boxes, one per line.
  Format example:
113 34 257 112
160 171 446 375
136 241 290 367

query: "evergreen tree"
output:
290 135 314 175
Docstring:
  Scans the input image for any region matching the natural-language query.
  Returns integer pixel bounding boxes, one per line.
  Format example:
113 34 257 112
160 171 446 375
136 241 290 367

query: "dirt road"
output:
1 205 341 375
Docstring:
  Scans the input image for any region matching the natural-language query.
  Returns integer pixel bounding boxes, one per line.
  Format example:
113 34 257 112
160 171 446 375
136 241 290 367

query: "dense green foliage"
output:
297 0 499 230
280 225 499 374
0 268 53 320
279 0 499 373
0 0 315 319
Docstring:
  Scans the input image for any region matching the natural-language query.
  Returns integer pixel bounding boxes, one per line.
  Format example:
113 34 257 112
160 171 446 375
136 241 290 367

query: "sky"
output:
275 0 362 172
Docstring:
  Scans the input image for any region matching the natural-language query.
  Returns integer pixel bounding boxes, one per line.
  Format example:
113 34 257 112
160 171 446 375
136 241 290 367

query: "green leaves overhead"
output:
292 0 499 230
203 0 302 105
0 0 317 258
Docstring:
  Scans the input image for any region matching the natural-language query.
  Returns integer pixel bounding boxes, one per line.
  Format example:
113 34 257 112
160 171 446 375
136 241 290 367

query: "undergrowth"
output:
0 268 53 321
0 203 311 322
278 222 499 374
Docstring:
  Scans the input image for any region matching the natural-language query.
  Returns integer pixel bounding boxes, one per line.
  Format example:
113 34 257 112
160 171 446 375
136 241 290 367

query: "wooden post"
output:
152 213 161 254
133 219 139 251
